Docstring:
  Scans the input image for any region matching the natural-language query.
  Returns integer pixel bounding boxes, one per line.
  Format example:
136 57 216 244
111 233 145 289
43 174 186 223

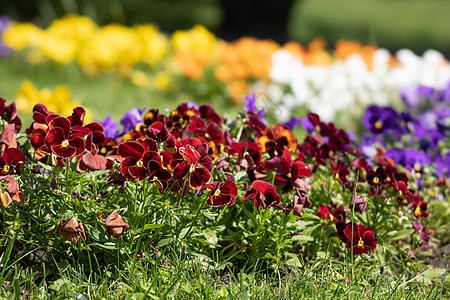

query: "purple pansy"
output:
282 117 301 131
362 105 400 135
0 16 12 56
244 93 265 119
120 107 146 134
101 114 120 139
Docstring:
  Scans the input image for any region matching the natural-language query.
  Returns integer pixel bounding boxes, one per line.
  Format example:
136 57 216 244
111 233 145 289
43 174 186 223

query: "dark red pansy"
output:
395 180 413 206
172 144 212 189
118 139 159 181
343 223 378 255
0 148 26 176
317 203 346 225
203 181 238 207
366 167 387 186
45 116 85 158
412 194 429 219
243 180 280 209
148 159 172 193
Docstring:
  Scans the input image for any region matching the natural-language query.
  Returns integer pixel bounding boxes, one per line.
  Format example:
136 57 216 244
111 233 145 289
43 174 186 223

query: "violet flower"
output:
0 16 12 56
300 117 314 132
244 93 265 120
101 114 119 139
120 107 146 134
362 105 400 135
434 153 450 176
282 117 301 131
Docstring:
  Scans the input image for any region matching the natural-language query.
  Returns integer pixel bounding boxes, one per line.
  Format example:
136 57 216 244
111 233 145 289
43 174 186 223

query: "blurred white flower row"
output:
258 47 450 122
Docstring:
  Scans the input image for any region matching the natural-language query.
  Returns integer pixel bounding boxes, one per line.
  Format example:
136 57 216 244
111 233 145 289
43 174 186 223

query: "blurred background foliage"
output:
1 0 450 56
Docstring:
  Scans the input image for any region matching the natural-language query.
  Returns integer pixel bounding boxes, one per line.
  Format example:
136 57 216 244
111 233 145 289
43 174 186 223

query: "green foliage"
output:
289 0 450 55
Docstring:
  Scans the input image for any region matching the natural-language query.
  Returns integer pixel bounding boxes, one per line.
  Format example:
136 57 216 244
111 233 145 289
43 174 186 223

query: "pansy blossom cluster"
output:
0 98 26 206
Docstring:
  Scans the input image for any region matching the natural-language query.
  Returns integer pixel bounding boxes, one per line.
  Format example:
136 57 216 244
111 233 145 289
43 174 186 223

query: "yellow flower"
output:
47 14 97 43
2 22 43 50
131 70 151 87
78 24 142 70
38 32 77 64
154 71 172 90
134 24 168 66
15 81 90 119
172 25 217 53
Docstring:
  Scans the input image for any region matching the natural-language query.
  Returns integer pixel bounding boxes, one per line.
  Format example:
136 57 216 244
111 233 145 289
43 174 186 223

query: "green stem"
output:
180 195 207 239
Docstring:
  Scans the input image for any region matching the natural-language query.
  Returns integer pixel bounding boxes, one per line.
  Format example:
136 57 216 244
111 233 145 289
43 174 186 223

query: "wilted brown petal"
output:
104 210 129 239
0 191 12 207
55 218 86 244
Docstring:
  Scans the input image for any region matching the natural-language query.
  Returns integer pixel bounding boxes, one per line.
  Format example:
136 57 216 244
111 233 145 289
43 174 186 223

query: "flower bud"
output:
55 218 86 244
103 210 129 239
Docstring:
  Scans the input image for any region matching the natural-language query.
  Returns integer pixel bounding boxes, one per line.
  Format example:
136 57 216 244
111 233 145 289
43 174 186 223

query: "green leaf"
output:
143 224 165 230
387 229 415 241
291 235 314 243
49 278 74 292
70 293 88 300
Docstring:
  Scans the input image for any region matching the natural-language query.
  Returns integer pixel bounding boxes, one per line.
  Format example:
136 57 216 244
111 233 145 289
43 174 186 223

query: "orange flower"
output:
256 124 297 154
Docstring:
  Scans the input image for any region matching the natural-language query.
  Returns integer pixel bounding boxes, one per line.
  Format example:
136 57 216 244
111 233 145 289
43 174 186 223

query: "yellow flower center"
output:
329 214 334 222
357 238 364 248
3 165 10 173
100 147 107 154
189 165 196 173
136 160 143 168
374 121 383 130
61 140 69 148
414 164 422 172
335 173 340 180
414 207 422 217
287 173 292 179
402 198 408 205
214 189 221 197
373 177 380 184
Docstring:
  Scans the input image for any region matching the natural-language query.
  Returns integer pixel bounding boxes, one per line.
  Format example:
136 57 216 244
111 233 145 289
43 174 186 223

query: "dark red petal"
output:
220 180 238 198
179 145 201 165
85 122 104 132
252 180 276 193
69 137 86 155
118 141 144 159
45 127 66 147
206 120 225 144
48 116 71 136
293 161 312 178
51 144 76 158
189 165 211 189
128 165 148 181
173 161 189 179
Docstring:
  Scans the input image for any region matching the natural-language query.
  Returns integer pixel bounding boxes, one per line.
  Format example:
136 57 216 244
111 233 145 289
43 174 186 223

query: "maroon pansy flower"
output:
412 194 429 219
243 180 281 209
0 148 26 176
395 181 413 206
366 167 387 186
118 138 160 181
173 144 212 189
203 180 238 207
317 203 346 225
45 116 85 158
343 223 378 255
148 159 172 193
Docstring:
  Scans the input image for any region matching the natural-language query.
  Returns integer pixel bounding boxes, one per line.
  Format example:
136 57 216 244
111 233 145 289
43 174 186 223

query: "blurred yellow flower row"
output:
15 80 91 121
2 14 390 103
